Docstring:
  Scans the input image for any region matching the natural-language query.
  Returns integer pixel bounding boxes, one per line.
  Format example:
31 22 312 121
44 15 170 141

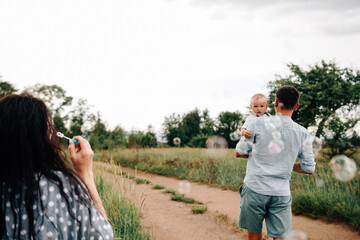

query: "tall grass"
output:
94 148 360 231
94 171 153 240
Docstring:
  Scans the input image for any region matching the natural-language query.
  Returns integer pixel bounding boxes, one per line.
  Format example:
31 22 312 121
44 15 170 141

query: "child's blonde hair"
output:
250 94 268 106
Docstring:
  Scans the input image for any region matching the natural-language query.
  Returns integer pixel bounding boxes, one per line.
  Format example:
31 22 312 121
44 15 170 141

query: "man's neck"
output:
276 109 293 117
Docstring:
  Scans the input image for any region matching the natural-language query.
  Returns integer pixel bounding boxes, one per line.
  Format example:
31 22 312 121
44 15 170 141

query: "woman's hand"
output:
68 136 94 180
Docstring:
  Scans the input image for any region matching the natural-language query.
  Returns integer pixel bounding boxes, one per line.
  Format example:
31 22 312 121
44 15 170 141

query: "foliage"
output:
94 173 153 240
267 60 360 137
163 109 243 148
0 80 17 98
216 111 243 148
191 205 208 214
69 99 96 137
127 128 157 149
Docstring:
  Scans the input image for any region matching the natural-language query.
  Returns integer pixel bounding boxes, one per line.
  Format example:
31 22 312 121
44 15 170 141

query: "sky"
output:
1 0 360 133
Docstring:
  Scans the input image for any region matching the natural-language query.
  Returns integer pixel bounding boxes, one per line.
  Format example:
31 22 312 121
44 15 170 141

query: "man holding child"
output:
236 85 316 240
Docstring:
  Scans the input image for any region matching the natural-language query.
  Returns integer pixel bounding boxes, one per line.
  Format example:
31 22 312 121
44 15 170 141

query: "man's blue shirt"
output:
236 115 316 196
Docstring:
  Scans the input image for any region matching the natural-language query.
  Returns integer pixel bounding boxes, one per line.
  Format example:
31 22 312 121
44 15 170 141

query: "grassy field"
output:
94 147 360 232
94 167 153 240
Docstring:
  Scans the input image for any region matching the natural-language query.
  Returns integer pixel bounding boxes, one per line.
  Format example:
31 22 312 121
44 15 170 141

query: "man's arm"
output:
293 162 313 175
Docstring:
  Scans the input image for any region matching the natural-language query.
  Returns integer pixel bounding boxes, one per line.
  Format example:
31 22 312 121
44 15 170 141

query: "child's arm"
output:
241 128 252 138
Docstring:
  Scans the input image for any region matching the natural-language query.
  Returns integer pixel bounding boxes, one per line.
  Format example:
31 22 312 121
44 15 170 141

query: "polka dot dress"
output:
2 171 113 240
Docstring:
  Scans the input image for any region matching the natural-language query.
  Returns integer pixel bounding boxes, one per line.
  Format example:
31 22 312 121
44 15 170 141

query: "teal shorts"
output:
238 184 292 239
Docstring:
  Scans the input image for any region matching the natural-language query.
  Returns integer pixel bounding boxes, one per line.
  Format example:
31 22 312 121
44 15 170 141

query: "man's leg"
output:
248 231 262 240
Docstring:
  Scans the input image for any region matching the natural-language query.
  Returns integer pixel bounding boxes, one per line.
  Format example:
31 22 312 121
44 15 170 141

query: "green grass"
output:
191 205 208 214
152 184 165 190
162 188 176 195
95 174 153 240
171 194 195 203
94 147 360 231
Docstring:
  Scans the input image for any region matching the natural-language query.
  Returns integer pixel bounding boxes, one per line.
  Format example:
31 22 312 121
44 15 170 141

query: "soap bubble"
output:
330 155 357 182
290 230 307 240
315 178 324 188
237 141 255 155
229 131 241 141
303 136 323 157
178 180 191 194
264 115 282 132
268 139 285 154
206 136 228 149
271 131 282 139
206 136 228 157
173 137 181 145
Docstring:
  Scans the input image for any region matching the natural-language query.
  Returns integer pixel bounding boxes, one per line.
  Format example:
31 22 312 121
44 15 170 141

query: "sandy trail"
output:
95 162 359 240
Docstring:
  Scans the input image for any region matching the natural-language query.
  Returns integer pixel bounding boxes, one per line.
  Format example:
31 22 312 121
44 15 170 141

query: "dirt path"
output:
95 162 359 240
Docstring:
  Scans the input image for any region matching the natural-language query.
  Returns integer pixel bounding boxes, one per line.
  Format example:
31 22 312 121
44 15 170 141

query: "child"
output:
241 94 270 138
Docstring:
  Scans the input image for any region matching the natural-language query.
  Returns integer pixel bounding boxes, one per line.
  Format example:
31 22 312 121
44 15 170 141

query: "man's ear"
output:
274 98 279 108
294 102 299 111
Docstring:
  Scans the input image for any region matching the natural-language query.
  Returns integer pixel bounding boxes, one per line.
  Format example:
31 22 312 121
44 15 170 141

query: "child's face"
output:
251 98 268 116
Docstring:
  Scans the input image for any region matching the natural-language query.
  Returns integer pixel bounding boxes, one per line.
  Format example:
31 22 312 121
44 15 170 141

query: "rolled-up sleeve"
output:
298 135 316 173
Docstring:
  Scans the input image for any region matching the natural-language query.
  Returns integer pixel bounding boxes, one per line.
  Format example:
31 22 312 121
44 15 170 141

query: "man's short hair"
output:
276 85 299 110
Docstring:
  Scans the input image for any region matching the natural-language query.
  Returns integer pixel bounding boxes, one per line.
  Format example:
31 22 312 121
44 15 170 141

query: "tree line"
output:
1 60 360 154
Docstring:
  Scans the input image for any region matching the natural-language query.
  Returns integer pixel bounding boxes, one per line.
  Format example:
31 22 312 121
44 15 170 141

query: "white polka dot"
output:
41 195 46 201
56 193 61 199
5 216 10 221
33 204 37 210
99 236 103 240
49 201 54 207
72 208 76 214
103 224 107 229
69 197 73 202
77 216 82 221
59 217 64 223
61 202 66 208
40 181 47 186
40 226 45 231
6 202 10 207
84 215 88 221
46 231 53 237
64 188 68 193
71 232 74 237
63 226 67 232
99 226 102 230
90 228 95 232
65 212 69 217
22 214 27 220
90 237 95 240
105 235 110 239
55 208 59 214
67 221 72 226
71 184 75 189
74 195 79 200
76 225 80 231
79 205 83 210
49 186 54 192
11 224 15 229
20 229 27 235
49 216 54 221
15 194 20 199
83 226 87 232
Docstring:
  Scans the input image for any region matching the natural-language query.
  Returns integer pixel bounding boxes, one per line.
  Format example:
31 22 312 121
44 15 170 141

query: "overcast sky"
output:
1 0 360 132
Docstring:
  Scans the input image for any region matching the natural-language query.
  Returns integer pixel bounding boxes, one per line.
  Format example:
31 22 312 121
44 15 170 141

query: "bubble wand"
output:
56 132 80 145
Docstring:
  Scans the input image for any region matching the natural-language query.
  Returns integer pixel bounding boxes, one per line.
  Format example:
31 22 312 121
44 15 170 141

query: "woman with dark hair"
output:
0 93 113 239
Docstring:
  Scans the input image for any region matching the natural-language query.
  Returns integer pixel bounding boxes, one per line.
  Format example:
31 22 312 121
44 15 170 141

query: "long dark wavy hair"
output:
0 93 90 239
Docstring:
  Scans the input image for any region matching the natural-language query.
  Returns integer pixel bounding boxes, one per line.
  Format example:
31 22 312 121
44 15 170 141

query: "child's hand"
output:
244 130 252 138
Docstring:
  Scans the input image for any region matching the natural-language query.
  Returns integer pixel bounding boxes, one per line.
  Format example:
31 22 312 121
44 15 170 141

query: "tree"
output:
268 61 360 137
89 116 110 150
268 60 360 157
69 99 96 137
109 125 126 149
163 113 186 146
25 84 73 118
200 109 215 136
25 84 73 133
182 109 201 145
216 111 243 148
0 80 17 98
